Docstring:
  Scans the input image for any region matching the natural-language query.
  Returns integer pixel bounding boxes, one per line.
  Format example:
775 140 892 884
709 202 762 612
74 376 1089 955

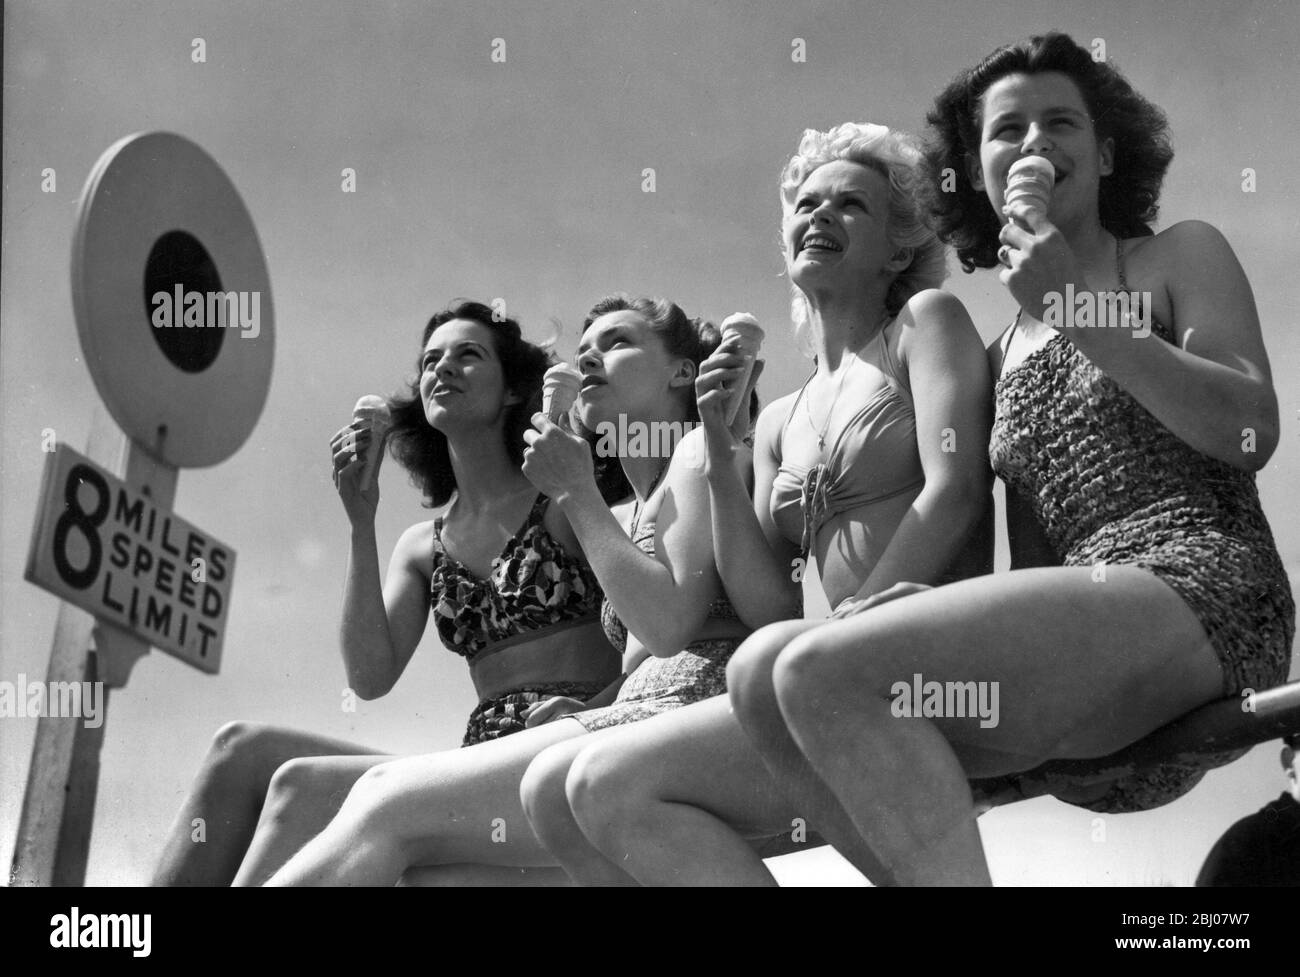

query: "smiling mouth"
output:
801 235 843 254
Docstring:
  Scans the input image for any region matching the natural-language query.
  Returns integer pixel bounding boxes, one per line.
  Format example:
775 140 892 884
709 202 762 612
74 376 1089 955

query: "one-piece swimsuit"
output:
987 238 1294 811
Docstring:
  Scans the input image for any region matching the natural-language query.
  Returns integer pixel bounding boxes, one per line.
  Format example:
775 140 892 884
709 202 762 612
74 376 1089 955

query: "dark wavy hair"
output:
919 31 1174 272
386 301 549 507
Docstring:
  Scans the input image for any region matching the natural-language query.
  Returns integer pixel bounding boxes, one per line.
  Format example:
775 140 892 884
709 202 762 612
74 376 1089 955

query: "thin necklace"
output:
804 311 887 451
805 354 857 451
630 457 670 536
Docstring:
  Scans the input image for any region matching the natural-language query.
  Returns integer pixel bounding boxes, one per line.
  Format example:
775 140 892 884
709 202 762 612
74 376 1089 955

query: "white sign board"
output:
25 444 235 673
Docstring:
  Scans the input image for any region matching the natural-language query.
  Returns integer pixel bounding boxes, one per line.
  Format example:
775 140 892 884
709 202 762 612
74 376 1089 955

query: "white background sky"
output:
3 0 1297 886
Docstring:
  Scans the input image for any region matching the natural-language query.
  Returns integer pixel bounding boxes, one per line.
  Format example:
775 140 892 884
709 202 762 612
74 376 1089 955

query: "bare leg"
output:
728 622 900 885
231 754 389 886
564 696 800 885
770 567 1224 885
265 720 594 885
520 734 641 885
152 721 384 885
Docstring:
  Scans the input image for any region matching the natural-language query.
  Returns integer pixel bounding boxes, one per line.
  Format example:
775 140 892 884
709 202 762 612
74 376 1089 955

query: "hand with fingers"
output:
829 581 933 620
997 202 1087 324
522 696 587 728
696 314 766 466
331 415 385 523
521 411 596 504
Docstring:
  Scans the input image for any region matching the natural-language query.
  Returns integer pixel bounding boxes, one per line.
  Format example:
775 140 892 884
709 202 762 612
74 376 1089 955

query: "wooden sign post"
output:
10 132 273 886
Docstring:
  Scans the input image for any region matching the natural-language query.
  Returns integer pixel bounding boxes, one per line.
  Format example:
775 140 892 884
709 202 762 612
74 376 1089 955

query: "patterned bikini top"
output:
430 493 602 662
599 501 738 654
770 321 926 556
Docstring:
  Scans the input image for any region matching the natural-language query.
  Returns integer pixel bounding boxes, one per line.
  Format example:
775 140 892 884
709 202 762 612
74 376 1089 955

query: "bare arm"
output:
849 290 993 601
1005 216 1279 471
331 420 426 700
701 393 803 628
525 420 727 659
338 521 429 699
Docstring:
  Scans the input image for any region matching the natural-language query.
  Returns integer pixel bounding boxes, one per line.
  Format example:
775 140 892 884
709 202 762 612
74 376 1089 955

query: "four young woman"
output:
157 31 1294 886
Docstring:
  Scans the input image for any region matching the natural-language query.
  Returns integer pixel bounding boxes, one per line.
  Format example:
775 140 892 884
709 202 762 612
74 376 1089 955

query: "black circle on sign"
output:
144 230 226 373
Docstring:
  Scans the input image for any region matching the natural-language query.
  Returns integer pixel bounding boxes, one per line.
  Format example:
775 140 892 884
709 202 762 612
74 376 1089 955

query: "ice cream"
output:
542 363 583 423
719 314 765 426
352 395 392 491
1004 155 1055 219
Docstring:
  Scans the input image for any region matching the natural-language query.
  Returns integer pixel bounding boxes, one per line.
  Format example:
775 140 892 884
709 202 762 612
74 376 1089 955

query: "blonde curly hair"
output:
780 122 948 349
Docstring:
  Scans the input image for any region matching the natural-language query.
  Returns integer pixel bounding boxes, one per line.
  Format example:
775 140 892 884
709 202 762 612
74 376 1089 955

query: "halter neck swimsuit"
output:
771 321 925 556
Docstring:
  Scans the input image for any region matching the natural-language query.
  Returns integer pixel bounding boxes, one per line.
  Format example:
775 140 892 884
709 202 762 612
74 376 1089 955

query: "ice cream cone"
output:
719 314 765 427
352 395 392 490
1005 155 1055 219
542 363 583 423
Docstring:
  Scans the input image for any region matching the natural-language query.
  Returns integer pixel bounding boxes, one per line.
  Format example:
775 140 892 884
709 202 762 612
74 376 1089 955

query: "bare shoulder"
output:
896 289 977 345
1128 220 1237 272
1151 219 1230 249
666 424 735 483
393 519 436 576
895 289 984 370
897 288 973 329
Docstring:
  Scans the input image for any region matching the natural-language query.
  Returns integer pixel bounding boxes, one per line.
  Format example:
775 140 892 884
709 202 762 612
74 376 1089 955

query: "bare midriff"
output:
469 619 621 702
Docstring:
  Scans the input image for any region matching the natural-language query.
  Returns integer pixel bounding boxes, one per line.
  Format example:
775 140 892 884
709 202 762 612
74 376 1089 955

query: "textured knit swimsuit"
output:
989 238 1294 812
567 493 741 732
429 493 607 746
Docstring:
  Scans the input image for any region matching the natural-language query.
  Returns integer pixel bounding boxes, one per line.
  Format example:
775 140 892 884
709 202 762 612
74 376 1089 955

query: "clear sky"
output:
3 0 1297 886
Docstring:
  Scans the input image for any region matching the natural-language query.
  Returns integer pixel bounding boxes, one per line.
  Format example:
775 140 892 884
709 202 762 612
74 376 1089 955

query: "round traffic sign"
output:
71 132 274 467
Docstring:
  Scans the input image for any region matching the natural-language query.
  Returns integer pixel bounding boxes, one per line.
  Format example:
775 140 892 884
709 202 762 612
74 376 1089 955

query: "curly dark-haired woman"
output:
730 32 1293 885
152 301 620 885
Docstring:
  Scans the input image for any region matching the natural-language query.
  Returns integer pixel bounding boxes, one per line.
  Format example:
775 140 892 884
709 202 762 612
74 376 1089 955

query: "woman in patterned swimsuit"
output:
725 32 1294 885
262 294 757 886
154 300 619 885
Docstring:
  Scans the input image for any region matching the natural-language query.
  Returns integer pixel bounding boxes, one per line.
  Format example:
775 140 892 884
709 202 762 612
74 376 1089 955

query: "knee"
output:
333 761 401 837
202 721 280 787
727 625 790 721
262 757 326 820
770 632 840 716
564 745 650 850
519 747 579 842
